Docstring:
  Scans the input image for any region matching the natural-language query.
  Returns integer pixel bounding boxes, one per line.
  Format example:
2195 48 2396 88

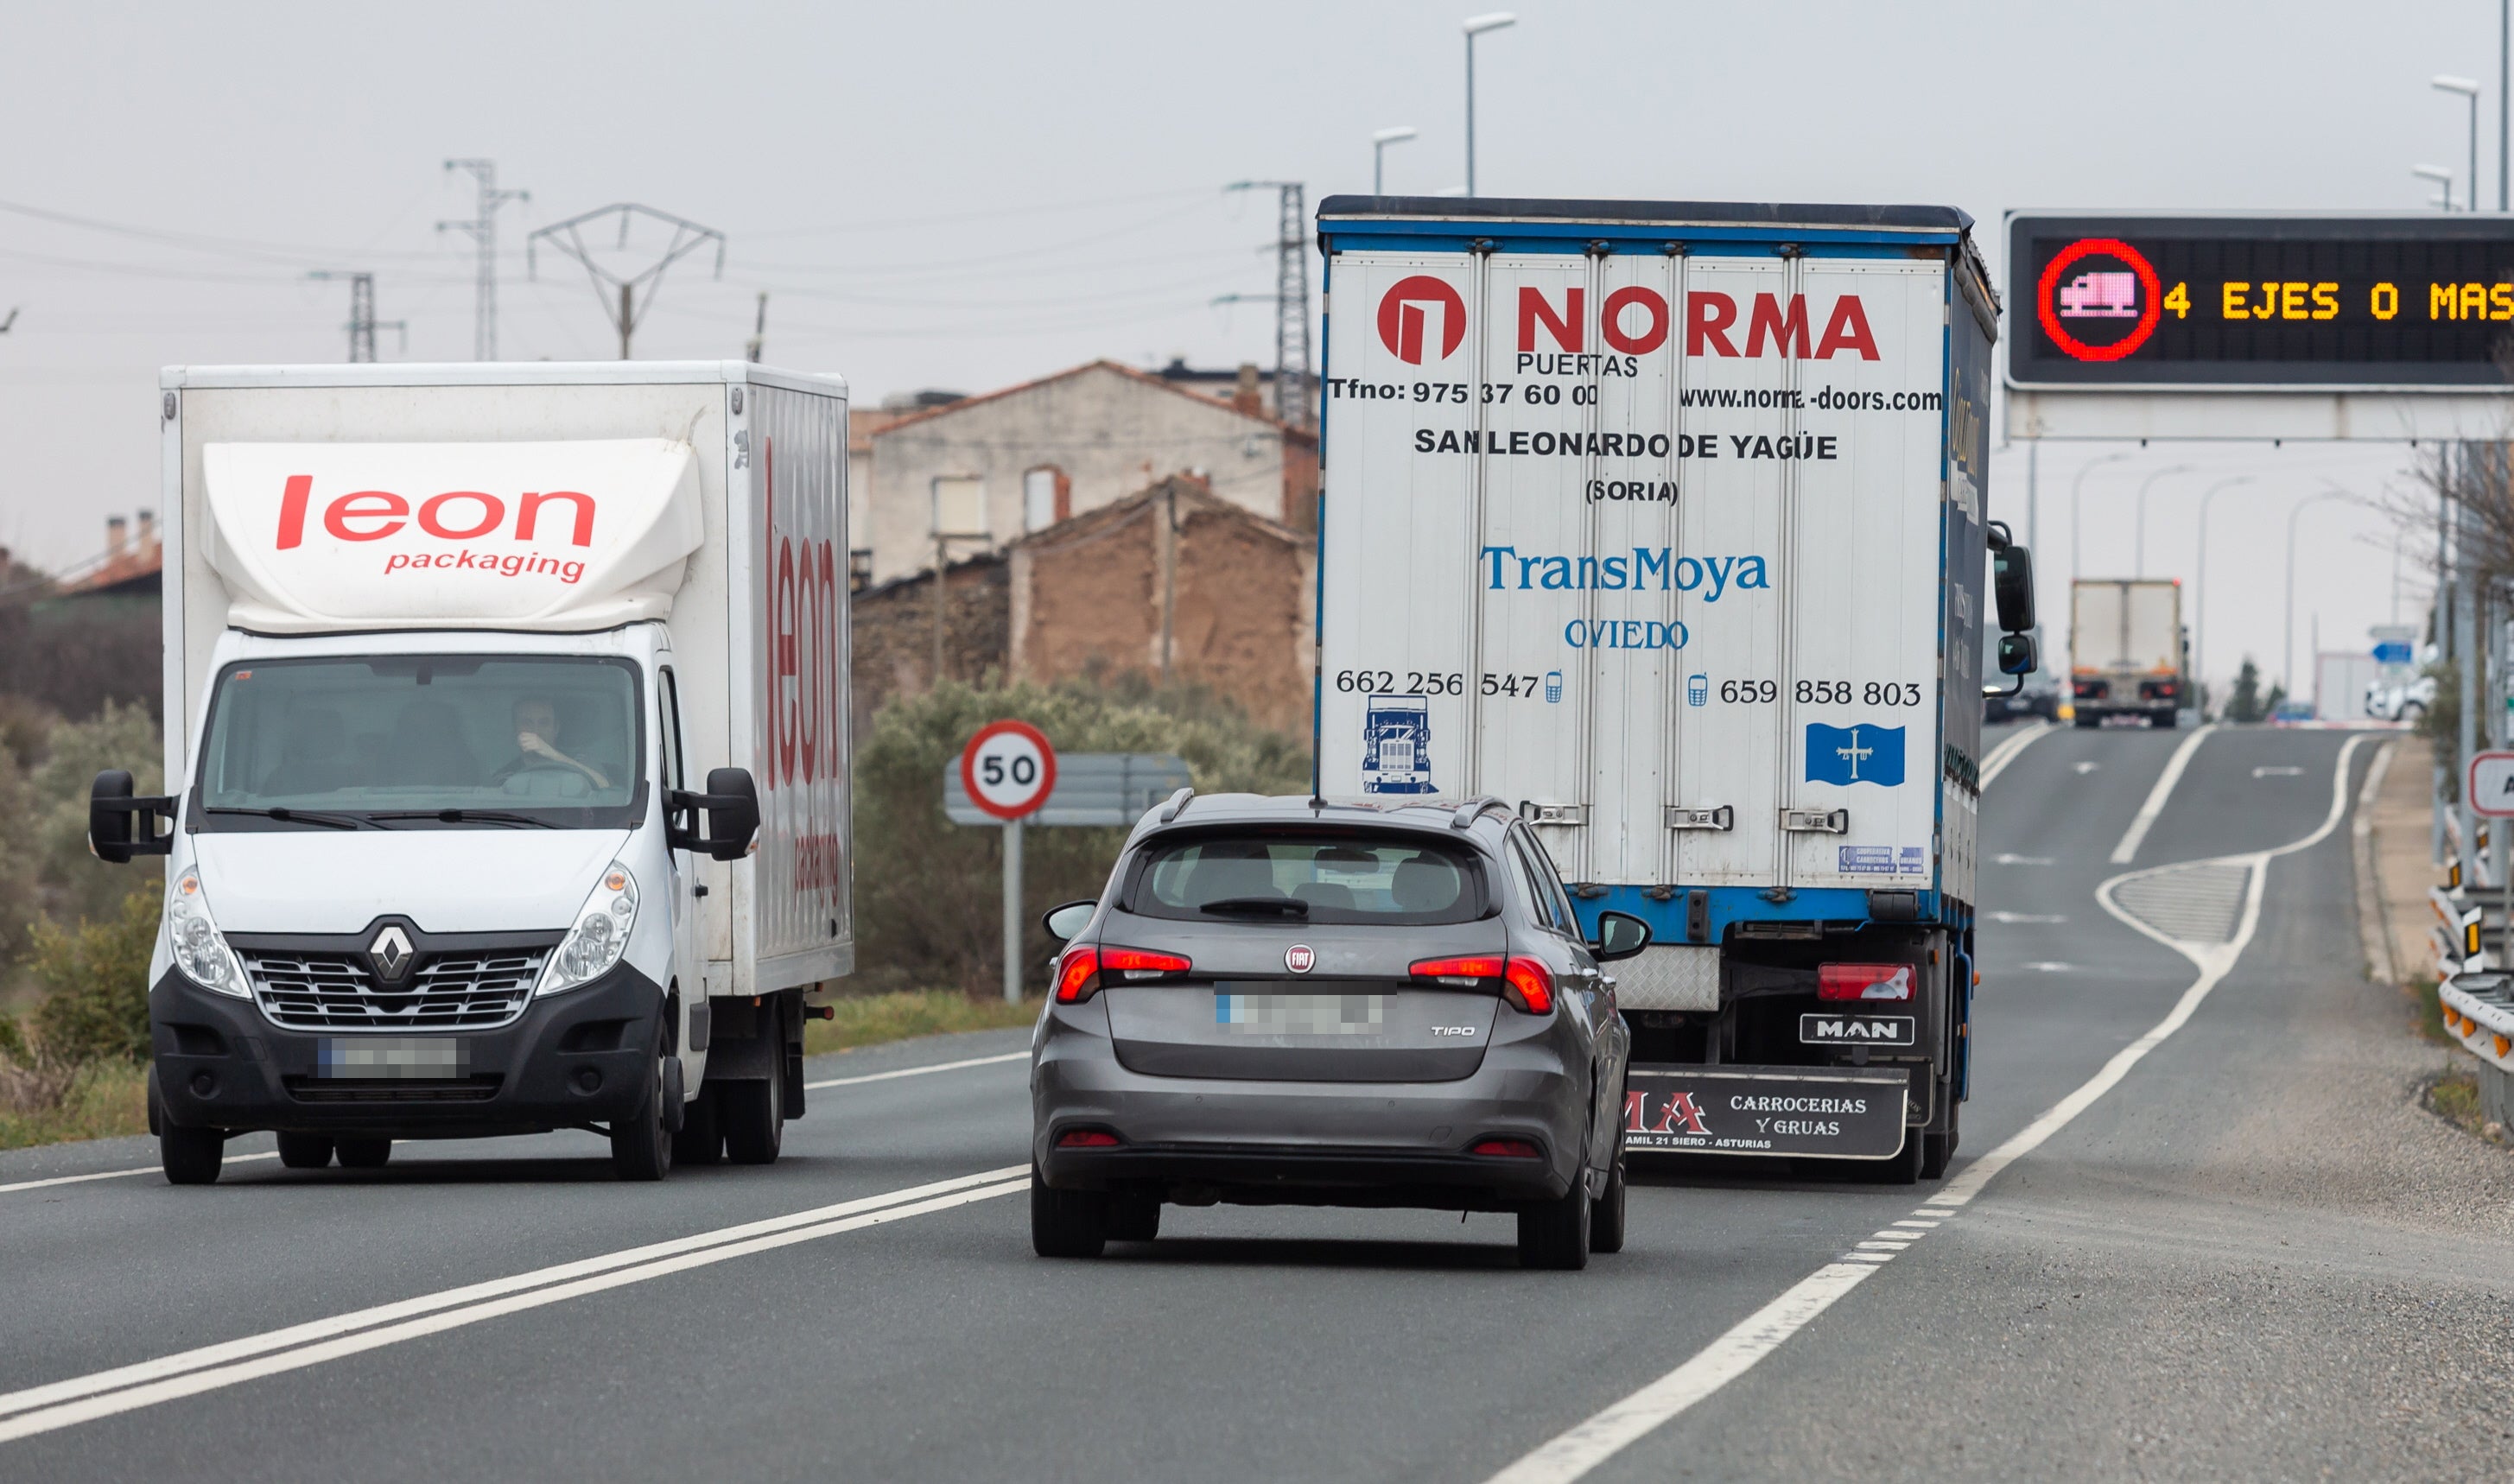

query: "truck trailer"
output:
1311 196 2036 1182
89 362 852 1183
2069 578 2186 727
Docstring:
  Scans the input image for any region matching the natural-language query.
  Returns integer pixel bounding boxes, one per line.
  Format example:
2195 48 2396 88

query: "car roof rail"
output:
1450 796 1511 830
1157 786 1195 823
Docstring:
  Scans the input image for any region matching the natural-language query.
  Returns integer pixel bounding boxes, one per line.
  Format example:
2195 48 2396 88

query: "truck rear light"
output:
1101 947 1191 980
1057 1129 1122 1148
1502 956 1556 1015
1818 963 1913 1001
1469 1138 1542 1158
1411 954 1505 986
1054 945 1100 1003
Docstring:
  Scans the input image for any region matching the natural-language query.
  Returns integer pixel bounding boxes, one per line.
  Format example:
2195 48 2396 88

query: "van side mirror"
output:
1992 544 2037 634
88 771 174 865
668 767 760 862
1590 910 1652 962
1042 900 1096 942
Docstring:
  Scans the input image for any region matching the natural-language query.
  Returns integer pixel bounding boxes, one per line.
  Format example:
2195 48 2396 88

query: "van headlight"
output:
538 861 638 996
167 868 248 997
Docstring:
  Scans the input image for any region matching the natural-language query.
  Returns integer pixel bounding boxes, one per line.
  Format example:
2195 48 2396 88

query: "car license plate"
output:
1215 991 1385 1035
318 1037 467 1079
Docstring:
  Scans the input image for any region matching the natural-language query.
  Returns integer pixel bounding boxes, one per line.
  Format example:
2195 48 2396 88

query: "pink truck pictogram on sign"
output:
2058 270 2141 318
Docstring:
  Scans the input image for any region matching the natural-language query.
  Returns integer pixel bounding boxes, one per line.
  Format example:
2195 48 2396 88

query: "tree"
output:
2225 657 2268 723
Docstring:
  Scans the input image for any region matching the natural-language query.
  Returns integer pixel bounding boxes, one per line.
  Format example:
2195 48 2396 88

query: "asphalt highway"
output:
5 721 2511 1482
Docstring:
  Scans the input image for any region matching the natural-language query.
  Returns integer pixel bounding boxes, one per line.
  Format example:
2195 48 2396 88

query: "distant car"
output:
2365 674 2435 723
2270 700 2317 725
1984 675 2061 724
1028 793 1644 1270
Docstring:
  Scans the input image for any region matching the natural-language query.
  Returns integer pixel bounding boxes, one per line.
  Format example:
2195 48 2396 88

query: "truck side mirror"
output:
1042 900 1096 942
1590 910 1652 962
667 767 760 862
1992 544 2037 634
1997 631 2039 676
88 770 174 865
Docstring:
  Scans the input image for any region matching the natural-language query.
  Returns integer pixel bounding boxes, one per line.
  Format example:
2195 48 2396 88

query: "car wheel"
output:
336 1137 393 1170
1518 1170 1593 1270
609 1046 674 1182
1031 1167 1110 1258
160 1123 225 1185
276 1132 333 1170
671 1081 724 1166
1588 1152 1628 1255
721 1069 784 1166
1108 1192 1161 1243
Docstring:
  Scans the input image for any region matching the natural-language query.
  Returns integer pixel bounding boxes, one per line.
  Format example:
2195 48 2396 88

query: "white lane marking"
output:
1978 721 2051 788
2109 723 2218 864
1483 736 2366 1484
2252 765 2304 777
2073 760 2100 775
0 1176 1027 1446
1988 911 2066 924
0 1164 1025 1431
0 1151 277 1197
1890 1220 1939 1229
804 1050 1026 1091
2020 961 2075 972
1990 853 2052 866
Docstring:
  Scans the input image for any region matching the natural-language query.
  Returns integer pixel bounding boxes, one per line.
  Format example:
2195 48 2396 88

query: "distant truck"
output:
1311 195 2040 1183
2070 579 2186 727
89 363 853 1183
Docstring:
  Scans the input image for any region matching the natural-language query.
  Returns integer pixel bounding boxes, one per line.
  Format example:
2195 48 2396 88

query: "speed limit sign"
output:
961 720 1057 820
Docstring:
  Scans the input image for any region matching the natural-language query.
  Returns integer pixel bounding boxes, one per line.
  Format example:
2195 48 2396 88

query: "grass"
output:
2426 1069 2488 1138
0 1059 149 1152
803 989 1041 1056
2410 978 2452 1044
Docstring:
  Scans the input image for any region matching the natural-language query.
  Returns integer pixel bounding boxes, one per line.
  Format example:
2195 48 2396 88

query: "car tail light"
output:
1502 956 1555 1016
1056 945 1188 1003
1057 1129 1121 1148
1411 954 1505 986
1470 1137 1542 1157
1102 947 1190 979
1818 962 1913 1001
1054 945 1100 1003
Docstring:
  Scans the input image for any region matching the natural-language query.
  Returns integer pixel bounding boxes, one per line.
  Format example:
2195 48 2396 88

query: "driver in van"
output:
491 695 613 792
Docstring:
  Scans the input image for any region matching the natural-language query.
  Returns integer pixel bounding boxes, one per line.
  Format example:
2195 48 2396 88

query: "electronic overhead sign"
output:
2008 212 2514 390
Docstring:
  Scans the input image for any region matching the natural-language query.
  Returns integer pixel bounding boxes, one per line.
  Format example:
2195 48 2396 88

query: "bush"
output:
852 676 1310 997
25 888 158 1063
29 700 163 933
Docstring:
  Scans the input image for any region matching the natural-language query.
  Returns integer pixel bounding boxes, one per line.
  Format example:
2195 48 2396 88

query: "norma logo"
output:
2037 238 2162 363
1285 944 1317 974
1377 276 1467 364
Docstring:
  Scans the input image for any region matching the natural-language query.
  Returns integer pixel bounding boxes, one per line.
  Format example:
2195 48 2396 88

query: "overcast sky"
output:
0 0 2498 698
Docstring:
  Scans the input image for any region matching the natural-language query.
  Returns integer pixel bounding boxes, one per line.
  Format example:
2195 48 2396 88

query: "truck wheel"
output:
609 1048 675 1182
276 1132 333 1170
1108 1192 1161 1243
721 1072 784 1165
1589 1151 1628 1255
161 1124 225 1185
2152 710 2178 730
1920 1098 1959 1180
2073 713 2099 729
1517 1169 1593 1270
1875 1128 1923 1185
1031 1167 1109 1258
335 1137 392 1170
671 1082 723 1166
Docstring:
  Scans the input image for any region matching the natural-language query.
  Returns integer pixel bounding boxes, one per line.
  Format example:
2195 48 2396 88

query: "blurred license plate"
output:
1215 991 1385 1035
318 1037 466 1079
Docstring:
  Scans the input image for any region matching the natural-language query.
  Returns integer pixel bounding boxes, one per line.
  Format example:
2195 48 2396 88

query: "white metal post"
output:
1003 817 1025 1005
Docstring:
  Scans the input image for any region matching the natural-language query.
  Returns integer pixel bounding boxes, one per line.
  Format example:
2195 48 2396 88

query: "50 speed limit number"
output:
961 720 1057 820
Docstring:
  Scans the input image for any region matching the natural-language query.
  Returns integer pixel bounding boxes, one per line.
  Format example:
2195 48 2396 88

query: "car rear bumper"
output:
1042 1142 1571 1208
149 965 663 1138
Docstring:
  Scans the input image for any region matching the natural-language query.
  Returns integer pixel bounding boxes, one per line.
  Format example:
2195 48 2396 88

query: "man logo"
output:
1285 944 1317 973
368 924 416 983
1377 276 1468 365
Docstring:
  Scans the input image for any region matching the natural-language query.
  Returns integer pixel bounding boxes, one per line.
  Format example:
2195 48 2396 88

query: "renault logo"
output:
368 925 415 982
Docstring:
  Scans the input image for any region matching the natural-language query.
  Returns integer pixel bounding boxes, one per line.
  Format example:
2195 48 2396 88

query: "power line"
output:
528 203 725 359
306 271 405 363
437 160 528 360
1222 181 1311 430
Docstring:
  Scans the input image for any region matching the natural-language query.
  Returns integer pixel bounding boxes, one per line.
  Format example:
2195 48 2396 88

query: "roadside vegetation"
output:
803 989 1041 1056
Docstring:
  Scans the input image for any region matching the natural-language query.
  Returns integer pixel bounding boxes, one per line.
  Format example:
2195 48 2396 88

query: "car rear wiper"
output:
365 809 559 829
204 806 372 831
1198 896 1311 917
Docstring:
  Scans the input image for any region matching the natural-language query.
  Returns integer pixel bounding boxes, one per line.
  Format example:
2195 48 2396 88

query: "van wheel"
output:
721 1071 784 1165
276 1132 333 1170
1589 1152 1628 1254
336 1137 392 1170
671 1082 723 1166
161 1124 225 1185
1031 1167 1109 1258
609 1048 674 1182
1518 1170 1593 1270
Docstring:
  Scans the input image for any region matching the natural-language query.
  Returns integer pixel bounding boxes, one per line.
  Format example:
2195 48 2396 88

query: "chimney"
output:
1232 363 1263 417
136 508 156 555
105 516 127 557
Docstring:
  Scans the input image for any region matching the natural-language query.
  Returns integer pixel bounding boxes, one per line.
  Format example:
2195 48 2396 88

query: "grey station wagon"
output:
1029 792 1647 1269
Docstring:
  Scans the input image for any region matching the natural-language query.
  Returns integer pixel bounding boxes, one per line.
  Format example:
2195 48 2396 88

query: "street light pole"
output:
1373 126 1418 195
1463 13 1516 198
2191 474 2255 714
2416 163 2458 210
2284 492 2351 700
2133 463 2193 579
2439 76 2483 211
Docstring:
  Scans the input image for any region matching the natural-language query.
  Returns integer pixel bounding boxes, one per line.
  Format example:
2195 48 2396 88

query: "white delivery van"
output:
89 363 852 1183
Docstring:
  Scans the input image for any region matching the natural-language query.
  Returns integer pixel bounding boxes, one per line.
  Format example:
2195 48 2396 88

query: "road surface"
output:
4 722 2511 1481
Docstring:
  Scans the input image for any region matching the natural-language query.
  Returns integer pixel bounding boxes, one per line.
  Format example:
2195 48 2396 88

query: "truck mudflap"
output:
1623 1064 1912 1159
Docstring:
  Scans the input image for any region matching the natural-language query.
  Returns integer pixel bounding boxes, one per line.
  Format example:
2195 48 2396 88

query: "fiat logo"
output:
1285 945 1316 973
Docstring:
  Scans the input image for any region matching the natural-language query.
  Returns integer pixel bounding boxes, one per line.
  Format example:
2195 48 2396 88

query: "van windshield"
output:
194 656 643 830
1128 833 1489 926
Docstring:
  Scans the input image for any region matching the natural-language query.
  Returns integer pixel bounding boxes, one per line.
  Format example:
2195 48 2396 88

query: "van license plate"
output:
318 1038 466 1079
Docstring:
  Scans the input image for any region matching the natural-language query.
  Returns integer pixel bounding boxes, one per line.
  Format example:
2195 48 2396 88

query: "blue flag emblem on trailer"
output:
1804 724 1905 787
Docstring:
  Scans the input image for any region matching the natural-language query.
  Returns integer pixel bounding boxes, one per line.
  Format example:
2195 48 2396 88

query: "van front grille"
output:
248 950 543 1031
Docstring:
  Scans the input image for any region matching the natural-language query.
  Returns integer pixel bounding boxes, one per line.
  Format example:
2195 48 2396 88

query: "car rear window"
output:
1128 833 1489 926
